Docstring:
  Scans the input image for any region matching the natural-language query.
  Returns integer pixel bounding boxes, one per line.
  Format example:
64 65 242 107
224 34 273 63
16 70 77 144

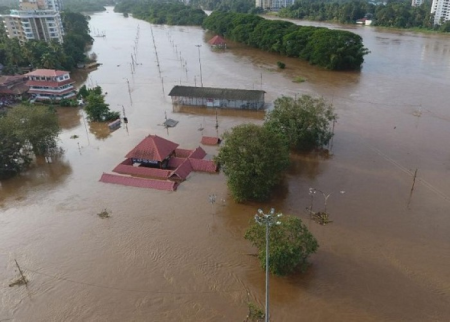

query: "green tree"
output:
216 124 290 202
84 90 120 122
6 105 61 156
0 119 31 179
265 95 337 151
245 214 319 275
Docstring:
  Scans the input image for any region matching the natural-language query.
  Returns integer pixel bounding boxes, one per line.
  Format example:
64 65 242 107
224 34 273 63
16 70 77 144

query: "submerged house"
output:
100 135 218 191
168 85 265 110
208 35 226 49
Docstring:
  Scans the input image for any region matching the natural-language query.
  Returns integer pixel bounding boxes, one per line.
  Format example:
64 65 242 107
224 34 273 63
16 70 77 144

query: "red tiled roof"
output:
113 164 171 179
208 35 226 46
25 69 68 77
168 157 186 168
189 146 207 159
0 75 26 86
201 136 221 145
170 159 193 180
100 173 177 191
26 79 75 87
189 159 218 173
175 148 193 158
125 135 179 161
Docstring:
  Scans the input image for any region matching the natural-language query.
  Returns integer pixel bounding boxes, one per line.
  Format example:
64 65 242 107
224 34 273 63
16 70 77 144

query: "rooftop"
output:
125 135 179 162
168 85 265 101
25 69 68 77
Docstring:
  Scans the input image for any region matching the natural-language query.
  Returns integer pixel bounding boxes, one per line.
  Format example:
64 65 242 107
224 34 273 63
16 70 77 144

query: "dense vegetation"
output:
0 105 60 179
216 124 290 202
203 11 369 70
63 0 112 13
245 214 319 275
0 12 92 73
190 0 261 14
265 95 337 151
80 86 120 122
279 0 450 31
114 0 206 26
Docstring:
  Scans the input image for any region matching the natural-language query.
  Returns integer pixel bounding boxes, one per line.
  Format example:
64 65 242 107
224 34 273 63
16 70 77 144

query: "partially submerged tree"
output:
216 124 289 202
84 86 120 122
245 214 319 276
265 95 337 151
0 105 60 179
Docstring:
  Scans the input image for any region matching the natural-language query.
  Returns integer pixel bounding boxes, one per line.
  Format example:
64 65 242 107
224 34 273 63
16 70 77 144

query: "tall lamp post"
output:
254 208 282 322
195 44 203 87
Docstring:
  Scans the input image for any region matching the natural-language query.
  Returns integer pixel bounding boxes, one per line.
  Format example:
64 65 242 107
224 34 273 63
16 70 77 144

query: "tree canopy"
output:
245 214 319 275
265 95 337 151
114 0 207 26
0 105 60 179
84 86 120 122
203 11 369 70
216 124 290 202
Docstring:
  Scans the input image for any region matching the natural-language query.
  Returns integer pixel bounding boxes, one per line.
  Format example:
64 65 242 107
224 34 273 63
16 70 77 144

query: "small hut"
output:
208 35 227 49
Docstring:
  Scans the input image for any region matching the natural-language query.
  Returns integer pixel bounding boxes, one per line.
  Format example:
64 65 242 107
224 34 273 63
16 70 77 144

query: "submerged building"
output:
25 69 76 101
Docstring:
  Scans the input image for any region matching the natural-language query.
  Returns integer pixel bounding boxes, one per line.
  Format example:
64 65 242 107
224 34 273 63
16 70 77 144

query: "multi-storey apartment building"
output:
431 0 450 24
1 0 64 43
411 0 424 7
255 0 294 10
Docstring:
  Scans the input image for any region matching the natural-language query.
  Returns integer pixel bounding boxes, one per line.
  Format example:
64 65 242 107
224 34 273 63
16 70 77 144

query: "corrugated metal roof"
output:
125 135 179 161
168 86 265 101
99 173 177 191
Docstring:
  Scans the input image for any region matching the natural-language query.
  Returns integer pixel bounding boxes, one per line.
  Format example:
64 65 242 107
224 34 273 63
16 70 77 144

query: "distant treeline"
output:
279 0 450 31
114 0 206 26
0 12 92 73
190 0 261 14
203 11 369 70
63 0 113 13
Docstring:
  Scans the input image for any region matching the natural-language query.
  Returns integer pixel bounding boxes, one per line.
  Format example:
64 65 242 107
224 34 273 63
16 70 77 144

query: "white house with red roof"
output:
24 69 76 101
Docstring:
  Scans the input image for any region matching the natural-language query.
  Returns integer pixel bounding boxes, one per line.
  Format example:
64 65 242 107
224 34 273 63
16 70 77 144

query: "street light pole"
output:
254 208 282 322
195 44 203 87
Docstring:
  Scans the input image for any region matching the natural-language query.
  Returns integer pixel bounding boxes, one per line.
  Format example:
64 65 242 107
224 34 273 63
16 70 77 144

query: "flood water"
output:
1 8 450 321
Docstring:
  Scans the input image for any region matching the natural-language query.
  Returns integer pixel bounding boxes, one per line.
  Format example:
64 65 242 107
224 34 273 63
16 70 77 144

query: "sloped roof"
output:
170 159 193 180
125 135 179 161
25 69 68 77
189 146 207 159
0 75 26 86
26 79 74 87
100 173 178 191
168 86 265 101
201 136 221 145
113 164 171 179
168 157 186 168
189 159 218 173
175 148 193 158
208 35 226 46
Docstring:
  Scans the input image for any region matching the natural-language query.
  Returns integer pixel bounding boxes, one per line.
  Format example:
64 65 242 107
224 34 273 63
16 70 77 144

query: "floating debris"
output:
164 118 178 128
97 208 111 219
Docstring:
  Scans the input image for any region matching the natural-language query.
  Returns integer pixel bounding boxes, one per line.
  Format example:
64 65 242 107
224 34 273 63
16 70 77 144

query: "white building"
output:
431 0 450 24
255 0 294 10
25 69 77 101
411 0 424 7
2 9 64 43
1 0 64 43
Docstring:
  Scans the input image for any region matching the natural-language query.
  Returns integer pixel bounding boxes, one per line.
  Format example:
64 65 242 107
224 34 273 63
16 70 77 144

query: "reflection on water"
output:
1 8 450 322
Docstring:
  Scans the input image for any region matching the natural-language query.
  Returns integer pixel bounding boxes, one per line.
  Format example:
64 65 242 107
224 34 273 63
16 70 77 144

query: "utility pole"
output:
254 208 282 322
195 45 203 87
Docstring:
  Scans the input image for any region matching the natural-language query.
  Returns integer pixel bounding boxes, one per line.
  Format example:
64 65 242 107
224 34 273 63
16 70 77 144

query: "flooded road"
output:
1 8 450 321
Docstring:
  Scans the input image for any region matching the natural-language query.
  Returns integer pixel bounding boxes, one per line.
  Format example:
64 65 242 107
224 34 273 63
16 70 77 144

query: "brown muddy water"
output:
1 8 450 322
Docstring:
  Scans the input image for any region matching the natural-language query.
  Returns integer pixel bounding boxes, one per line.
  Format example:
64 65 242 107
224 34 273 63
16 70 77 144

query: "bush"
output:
277 61 286 69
